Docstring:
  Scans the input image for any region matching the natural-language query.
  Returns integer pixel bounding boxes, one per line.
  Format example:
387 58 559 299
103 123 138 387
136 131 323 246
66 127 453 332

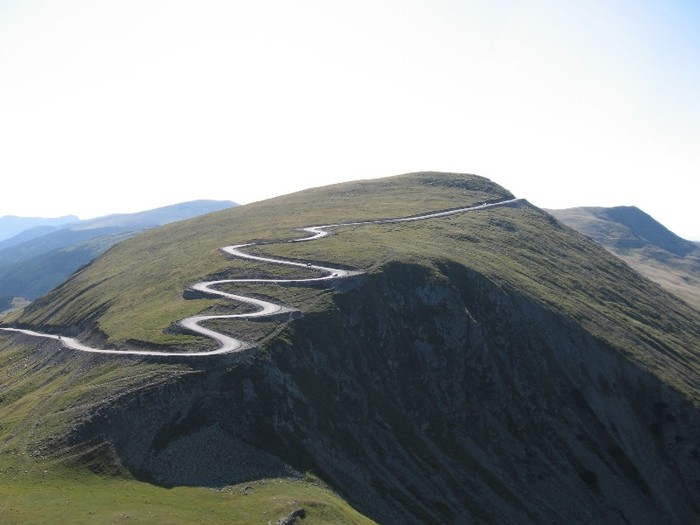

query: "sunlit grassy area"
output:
0 474 374 525
0 336 374 524
548 206 700 311
0 173 521 522
17 172 512 345
3 172 700 522
12 172 700 402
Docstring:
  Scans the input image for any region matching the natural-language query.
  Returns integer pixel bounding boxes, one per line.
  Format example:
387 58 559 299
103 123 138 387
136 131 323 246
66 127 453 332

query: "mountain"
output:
0 231 135 300
69 199 239 231
2 173 700 524
0 200 236 302
0 215 78 243
548 206 700 310
0 225 70 250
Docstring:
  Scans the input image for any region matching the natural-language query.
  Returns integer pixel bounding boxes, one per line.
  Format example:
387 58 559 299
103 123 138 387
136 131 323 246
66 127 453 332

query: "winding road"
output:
0 198 521 357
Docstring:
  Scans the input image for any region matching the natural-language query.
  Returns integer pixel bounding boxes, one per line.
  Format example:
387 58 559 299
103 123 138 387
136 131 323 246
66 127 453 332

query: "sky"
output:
1 1 699 239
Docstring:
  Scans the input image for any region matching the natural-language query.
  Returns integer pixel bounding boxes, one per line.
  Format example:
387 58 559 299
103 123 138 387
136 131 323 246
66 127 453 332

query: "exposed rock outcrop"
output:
73 262 700 524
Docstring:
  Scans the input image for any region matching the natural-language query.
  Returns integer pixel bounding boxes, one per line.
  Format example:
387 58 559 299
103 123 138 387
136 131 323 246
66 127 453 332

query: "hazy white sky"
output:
1 0 699 238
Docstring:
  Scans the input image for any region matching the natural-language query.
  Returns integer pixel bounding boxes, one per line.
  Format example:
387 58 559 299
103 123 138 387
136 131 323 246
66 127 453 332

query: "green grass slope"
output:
2 172 700 523
17 172 512 346
0 200 236 306
0 232 134 300
548 206 700 311
0 336 375 524
15 173 700 401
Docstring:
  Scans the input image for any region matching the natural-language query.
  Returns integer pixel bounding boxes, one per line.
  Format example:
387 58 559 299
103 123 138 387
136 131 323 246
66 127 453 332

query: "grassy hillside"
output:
0 232 134 300
16 173 700 401
0 335 375 524
3 172 700 523
548 206 700 310
0 200 236 305
18 173 512 346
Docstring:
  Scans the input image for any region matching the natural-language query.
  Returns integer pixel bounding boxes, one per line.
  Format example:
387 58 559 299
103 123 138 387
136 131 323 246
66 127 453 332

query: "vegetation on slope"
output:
0 476 372 525
548 206 700 311
17 173 512 346
0 232 134 300
0 200 236 305
3 172 700 523
15 173 700 402
0 335 375 524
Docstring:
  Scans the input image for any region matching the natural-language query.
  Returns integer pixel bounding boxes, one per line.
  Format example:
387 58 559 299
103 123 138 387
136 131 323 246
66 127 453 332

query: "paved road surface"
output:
0 198 521 357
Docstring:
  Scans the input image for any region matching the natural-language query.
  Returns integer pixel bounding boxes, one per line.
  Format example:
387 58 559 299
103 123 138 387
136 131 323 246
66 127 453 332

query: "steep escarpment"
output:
75 261 700 524
4 172 700 524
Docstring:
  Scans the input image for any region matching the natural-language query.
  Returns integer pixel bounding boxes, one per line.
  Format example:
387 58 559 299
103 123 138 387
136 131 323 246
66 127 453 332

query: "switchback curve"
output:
0 198 521 357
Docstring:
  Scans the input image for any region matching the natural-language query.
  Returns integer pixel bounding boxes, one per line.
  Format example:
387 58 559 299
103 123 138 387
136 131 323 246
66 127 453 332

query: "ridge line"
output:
0 198 521 357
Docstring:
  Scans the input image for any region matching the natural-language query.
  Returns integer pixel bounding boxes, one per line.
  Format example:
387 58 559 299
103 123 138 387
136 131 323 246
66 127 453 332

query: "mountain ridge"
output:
547 205 696 255
0 199 236 303
0 215 78 243
548 205 700 310
2 172 700 523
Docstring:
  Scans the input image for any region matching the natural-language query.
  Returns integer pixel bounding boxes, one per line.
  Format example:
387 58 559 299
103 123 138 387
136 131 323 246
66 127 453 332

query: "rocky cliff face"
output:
75 261 700 524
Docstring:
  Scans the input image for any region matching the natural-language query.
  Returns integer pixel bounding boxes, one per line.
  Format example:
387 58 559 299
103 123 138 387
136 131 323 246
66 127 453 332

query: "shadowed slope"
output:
2 172 700 524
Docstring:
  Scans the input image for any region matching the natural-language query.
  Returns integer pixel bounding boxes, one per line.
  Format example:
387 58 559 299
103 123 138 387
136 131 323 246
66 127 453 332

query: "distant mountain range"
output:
0 200 235 304
0 215 79 243
548 206 700 310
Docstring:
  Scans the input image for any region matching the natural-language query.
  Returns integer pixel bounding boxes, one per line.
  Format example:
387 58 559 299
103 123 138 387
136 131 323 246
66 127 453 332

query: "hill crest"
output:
553 205 696 255
2 172 700 524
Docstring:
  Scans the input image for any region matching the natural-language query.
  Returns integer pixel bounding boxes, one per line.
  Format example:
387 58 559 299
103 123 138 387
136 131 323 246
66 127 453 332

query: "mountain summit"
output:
548 205 695 255
2 173 700 524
